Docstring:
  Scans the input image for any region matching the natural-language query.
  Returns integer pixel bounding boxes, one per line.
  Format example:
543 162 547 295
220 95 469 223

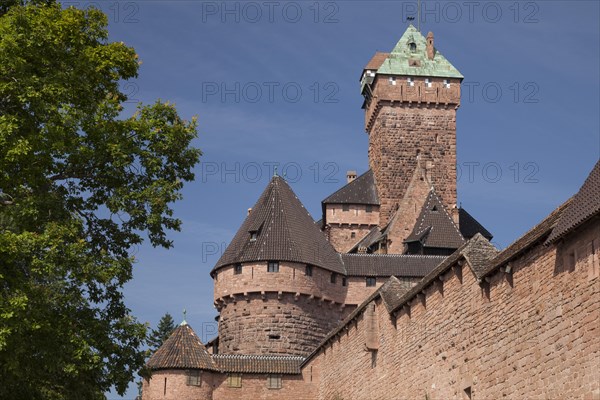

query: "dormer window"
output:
409 42 417 52
250 231 258 241
425 78 432 88
407 77 415 87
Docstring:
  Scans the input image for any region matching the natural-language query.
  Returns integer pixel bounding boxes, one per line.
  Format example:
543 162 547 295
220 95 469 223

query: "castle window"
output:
342 204 350 212
388 76 396 85
234 264 242 275
351 232 356 239
330 273 337 284
366 205 373 213
305 265 313 277
268 261 279 273
425 78 432 88
342 277 347 287
186 370 201 386
443 79 451 88
267 374 282 389
366 277 376 287
407 77 414 87
227 373 242 388
409 42 417 52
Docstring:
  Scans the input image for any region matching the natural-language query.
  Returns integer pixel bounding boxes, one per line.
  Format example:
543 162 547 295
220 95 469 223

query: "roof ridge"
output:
341 253 446 258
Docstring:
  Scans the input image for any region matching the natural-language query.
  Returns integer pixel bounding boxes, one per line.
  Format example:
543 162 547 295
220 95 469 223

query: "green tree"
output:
0 2 201 399
148 312 176 351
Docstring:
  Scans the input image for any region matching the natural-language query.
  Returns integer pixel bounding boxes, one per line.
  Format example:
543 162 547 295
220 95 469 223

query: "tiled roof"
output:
214 176 345 274
212 354 304 374
379 276 414 313
348 226 383 252
341 253 445 277
480 199 572 278
376 25 463 79
389 233 497 314
363 52 390 71
322 169 379 205
302 235 498 368
546 160 600 244
405 190 466 249
459 207 493 240
147 323 217 371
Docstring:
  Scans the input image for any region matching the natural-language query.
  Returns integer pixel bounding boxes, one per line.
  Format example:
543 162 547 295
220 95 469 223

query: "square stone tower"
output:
361 26 463 243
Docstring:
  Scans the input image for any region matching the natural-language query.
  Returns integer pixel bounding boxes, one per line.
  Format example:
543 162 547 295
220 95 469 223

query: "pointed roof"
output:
322 169 379 205
214 176 345 274
546 160 600 244
459 207 493 241
146 323 216 371
375 25 463 79
405 190 466 249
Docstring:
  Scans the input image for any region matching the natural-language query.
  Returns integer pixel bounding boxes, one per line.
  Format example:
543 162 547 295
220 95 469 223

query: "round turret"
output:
212 176 348 355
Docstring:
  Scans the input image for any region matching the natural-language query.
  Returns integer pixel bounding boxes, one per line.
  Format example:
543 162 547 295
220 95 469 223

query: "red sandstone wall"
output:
365 76 460 228
328 226 376 253
214 261 346 304
212 371 317 400
345 276 421 306
312 221 600 399
218 292 346 355
326 204 380 225
142 370 214 400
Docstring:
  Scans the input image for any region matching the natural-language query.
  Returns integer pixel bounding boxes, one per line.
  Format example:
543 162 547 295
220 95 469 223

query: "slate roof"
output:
322 169 379 205
147 323 217 371
459 207 493 240
546 160 600 244
405 190 466 249
212 354 304 375
214 176 345 274
341 253 445 277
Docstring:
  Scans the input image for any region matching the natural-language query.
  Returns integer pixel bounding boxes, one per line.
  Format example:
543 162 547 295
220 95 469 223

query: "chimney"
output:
346 170 357 183
426 31 434 60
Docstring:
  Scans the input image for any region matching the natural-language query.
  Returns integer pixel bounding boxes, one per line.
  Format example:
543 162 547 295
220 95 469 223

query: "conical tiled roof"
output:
214 176 345 274
146 323 216 371
405 190 465 249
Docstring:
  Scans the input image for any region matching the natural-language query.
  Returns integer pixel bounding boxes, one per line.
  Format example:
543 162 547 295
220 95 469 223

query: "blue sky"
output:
97 0 600 397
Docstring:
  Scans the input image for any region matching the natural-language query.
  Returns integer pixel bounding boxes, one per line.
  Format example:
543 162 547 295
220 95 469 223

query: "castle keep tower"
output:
212 176 347 356
361 26 463 251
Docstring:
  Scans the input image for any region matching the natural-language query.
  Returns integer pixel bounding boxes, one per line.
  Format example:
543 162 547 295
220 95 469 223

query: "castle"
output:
141 26 600 400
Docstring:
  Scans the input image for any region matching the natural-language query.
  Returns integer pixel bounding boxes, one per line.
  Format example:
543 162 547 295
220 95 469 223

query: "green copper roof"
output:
376 25 463 79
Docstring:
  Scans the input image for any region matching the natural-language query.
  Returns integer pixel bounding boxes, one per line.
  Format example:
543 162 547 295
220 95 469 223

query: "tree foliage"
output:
148 312 176 352
0 2 201 398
